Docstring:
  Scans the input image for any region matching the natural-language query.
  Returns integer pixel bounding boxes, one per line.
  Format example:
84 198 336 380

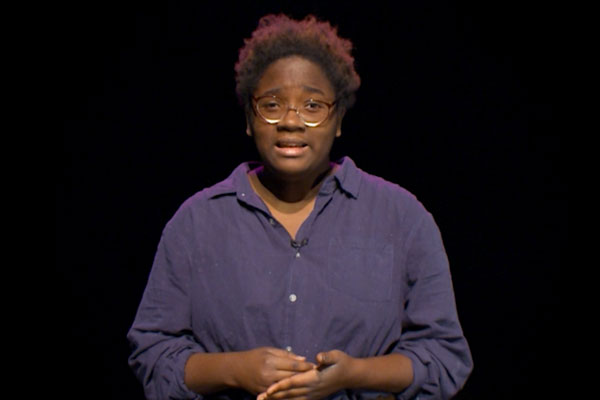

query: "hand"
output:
257 350 356 400
233 347 316 394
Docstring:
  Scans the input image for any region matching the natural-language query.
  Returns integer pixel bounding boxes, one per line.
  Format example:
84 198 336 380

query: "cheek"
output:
249 127 273 153
318 129 339 149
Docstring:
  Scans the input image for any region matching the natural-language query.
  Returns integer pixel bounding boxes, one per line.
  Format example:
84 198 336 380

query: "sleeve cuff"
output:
394 349 428 400
170 346 205 399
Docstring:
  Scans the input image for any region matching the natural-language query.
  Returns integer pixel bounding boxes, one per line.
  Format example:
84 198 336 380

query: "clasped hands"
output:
237 347 354 400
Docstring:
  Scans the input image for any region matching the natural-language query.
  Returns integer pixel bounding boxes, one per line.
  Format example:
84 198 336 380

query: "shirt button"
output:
269 218 276 226
240 193 245 197
289 293 297 302
295 252 301 258
285 346 293 352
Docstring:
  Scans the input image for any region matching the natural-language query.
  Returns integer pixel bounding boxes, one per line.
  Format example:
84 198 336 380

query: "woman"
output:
128 14 472 400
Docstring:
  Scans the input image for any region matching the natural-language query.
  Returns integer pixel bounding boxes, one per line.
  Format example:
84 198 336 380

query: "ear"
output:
335 108 346 138
245 115 253 137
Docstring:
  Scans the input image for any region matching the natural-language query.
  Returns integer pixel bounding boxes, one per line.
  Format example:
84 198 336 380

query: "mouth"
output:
274 139 308 156
275 139 307 149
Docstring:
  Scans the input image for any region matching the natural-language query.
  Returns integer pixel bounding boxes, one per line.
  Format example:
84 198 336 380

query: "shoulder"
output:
352 164 429 220
353 167 448 261
358 168 416 201
337 157 418 203
334 158 435 238
164 163 247 231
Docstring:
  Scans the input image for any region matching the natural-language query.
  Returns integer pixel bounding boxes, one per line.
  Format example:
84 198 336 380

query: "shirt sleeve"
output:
394 210 473 400
127 220 204 400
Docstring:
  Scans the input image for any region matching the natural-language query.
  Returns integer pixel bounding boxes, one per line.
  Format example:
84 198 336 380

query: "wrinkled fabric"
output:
127 157 472 400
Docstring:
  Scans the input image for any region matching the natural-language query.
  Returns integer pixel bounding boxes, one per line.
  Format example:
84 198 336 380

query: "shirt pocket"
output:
327 237 394 302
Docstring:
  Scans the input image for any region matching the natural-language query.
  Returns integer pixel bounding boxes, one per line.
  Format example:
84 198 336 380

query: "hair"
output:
235 14 361 116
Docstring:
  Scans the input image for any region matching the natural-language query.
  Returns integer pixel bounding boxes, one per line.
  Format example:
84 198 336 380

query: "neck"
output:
250 162 336 206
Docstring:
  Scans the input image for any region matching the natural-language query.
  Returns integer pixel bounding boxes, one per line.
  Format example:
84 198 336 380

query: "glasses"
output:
252 95 336 128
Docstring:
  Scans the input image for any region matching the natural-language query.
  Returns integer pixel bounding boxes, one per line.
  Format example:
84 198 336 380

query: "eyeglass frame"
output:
251 95 337 128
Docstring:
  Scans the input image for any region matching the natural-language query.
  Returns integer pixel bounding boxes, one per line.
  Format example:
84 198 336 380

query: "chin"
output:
270 163 312 179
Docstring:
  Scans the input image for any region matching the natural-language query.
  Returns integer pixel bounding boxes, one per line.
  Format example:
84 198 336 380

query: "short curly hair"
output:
235 14 361 116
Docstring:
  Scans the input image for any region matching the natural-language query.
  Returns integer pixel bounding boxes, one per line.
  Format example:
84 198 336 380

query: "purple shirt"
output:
127 157 472 399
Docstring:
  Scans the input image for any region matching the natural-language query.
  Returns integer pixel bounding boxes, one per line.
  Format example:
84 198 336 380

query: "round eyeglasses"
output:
252 95 336 128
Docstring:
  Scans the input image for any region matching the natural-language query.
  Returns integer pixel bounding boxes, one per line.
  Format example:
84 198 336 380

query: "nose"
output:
277 106 306 131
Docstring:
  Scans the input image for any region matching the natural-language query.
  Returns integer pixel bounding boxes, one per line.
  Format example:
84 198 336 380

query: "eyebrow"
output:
302 85 326 95
260 85 326 97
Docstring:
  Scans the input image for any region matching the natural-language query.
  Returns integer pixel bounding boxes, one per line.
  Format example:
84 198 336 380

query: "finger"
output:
317 350 338 366
266 387 310 400
271 369 301 382
257 393 268 400
267 370 319 395
271 357 316 373
266 379 310 399
267 347 307 361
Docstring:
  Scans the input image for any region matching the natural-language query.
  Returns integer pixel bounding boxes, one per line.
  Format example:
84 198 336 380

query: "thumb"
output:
316 350 340 366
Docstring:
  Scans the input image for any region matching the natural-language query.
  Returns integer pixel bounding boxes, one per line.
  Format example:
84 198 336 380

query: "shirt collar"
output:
205 162 259 205
207 156 361 200
320 156 360 199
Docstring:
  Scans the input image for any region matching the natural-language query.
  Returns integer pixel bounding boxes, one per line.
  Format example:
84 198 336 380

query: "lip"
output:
274 139 308 157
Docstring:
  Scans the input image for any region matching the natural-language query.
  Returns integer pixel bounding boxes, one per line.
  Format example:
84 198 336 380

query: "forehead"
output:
254 56 334 97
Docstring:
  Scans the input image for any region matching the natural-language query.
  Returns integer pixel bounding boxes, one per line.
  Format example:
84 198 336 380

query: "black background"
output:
59 1 561 399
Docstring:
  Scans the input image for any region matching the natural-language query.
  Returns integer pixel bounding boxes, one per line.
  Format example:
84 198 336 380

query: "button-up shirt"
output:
127 157 472 400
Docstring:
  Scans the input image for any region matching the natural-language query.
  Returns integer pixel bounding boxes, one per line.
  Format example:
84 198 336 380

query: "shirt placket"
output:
279 183 337 356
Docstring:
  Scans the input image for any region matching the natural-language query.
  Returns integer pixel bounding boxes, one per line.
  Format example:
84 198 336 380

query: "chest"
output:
191 216 404 358
188 193 412 358
268 204 313 240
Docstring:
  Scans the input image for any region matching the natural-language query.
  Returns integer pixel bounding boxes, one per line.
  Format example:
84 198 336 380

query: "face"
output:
247 56 343 181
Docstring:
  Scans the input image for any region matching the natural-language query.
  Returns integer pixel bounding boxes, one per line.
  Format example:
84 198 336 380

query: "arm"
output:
392 211 473 399
127 223 206 399
128 222 314 398
263 210 472 400
184 348 315 395
343 352 413 392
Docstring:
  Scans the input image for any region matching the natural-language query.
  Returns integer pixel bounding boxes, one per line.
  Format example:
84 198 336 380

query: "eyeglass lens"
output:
256 97 330 125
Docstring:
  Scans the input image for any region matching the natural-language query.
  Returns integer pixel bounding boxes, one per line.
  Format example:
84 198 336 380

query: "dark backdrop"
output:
59 1 561 399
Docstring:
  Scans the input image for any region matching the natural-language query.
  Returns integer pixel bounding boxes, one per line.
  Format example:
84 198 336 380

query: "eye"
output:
258 98 283 112
304 100 326 113
264 101 281 109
